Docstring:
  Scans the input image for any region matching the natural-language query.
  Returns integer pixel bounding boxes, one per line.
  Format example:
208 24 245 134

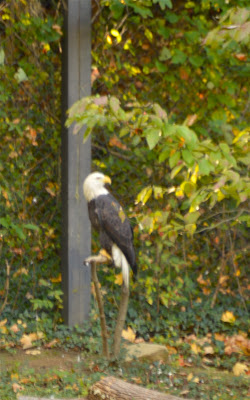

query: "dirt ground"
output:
0 348 82 372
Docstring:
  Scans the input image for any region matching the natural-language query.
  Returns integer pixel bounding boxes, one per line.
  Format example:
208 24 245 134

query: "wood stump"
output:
88 376 190 400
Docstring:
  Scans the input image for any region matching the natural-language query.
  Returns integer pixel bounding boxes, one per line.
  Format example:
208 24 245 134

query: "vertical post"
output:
61 0 91 325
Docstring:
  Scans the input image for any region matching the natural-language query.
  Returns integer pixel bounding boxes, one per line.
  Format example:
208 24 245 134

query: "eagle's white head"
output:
83 171 112 202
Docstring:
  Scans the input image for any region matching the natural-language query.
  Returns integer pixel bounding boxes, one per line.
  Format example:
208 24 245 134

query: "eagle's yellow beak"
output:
103 175 112 185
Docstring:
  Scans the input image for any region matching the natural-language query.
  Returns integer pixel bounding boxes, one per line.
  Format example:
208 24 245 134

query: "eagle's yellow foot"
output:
99 249 112 262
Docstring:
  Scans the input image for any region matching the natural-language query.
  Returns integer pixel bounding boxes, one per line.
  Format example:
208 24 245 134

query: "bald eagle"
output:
83 172 137 287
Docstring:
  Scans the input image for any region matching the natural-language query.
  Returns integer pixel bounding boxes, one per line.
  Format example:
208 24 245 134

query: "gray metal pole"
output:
61 0 91 325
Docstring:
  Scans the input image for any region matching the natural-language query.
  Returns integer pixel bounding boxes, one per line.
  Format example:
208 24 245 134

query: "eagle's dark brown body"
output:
88 194 137 276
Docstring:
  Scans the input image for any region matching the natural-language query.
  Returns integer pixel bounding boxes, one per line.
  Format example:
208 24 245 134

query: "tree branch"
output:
84 254 110 359
112 283 129 358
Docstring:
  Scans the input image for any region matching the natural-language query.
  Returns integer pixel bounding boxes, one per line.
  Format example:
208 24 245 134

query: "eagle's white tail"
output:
112 244 130 288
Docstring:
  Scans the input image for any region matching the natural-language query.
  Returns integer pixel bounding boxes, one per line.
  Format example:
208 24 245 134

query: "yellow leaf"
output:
110 29 122 43
190 342 201 354
187 372 199 383
13 267 28 278
232 362 248 376
187 373 193 381
122 327 136 343
0 326 8 334
50 273 62 283
221 311 236 323
111 29 119 37
147 296 153 305
136 186 152 205
176 187 184 197
0 319 7 327
203 346 214 355
11 373 19 381
20 334 33 350
114 273 123 286
20 332 44 349
106 35 112 44
190 164 199 184
43 43 50 52
217 189 225 201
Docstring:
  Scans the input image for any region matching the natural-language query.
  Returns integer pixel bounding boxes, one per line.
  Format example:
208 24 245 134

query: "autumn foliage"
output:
0 0 249 384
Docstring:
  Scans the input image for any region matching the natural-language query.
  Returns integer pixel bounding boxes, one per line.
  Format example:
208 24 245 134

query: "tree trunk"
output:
88 376 190 400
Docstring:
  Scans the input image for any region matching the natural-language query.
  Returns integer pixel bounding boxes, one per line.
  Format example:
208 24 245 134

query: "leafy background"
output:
0 0 249 398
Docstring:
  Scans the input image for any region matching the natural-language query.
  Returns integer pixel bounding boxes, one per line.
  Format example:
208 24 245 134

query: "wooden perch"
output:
112 283 129 358
84 253 130 359
84 254 110 359
88 376 190 400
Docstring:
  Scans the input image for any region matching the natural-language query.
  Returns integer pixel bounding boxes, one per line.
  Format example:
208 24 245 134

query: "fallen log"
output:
88 376 191 400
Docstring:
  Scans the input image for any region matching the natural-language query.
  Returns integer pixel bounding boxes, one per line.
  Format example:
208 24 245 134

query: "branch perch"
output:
84 253 130 359
84 254 110 359
112 282 129 358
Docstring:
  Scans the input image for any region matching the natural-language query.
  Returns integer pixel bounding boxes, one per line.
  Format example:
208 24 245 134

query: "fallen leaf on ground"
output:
187 373 193 381
233 362 248 376
166 345 177 354
190 342 201 354
12 383 23 393
221 311 236 323
122 326 136 342
10 324 19 333
44 338 60 348
20 332 44 349
203 345 214 355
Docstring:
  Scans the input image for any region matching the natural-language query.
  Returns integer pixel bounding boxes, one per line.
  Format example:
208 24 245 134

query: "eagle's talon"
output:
99 249 112 261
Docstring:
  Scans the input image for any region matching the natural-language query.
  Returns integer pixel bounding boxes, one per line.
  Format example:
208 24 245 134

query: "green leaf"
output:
126 1 153 18
169 151 180 168
182 149 194 166
170 163 184 179
0 217 10 229
23 223 39 231
184 211 200 224
219 143 230 154
14 67 28 83
153 0 173 9
145 128 161 149
189 55 204 67
155 60 167 72
0 48 5 65
159 47 171 61
109 96 120 113
110 1 125 19
171 50 187 64
181 181 196 197
198 159 214 175
153 103 167 119
176 125 198 148
11 224 26 240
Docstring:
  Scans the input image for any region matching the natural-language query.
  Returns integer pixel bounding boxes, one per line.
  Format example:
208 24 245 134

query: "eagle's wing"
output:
95 194 136 274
